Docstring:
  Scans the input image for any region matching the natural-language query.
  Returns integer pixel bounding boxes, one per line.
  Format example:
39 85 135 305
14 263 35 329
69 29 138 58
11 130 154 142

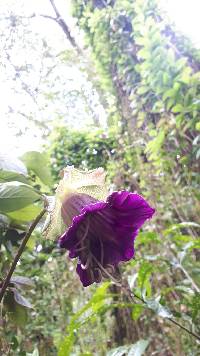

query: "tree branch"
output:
48 0 81 54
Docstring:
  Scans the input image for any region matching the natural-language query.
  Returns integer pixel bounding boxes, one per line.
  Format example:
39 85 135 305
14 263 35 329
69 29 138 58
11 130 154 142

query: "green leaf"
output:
27 349 39 356
21 151 52 186
137 86 149 95
166 98 175 111
9 303 28 327
171 104 183 113
0 182 41 213
137 261 153 297
11 288 33 309
145 130 165 159
195 122 200 131
190 293 200 322
162 72 170 86
10 276 34 288
0 171 29 184
107 340 149 356
10 336 19 351
138 48 149 59
164 222 200 235
32 350 39 356
132 304 144 321
0 153 27 175
58 283 110 356
175 114 184 127
135 232 159 246
7 204 41 222
4 290 28 326
176 57 187 70
107 345 130 356
128 339 149 356
145 297 173 318
0 153 28 183
163 89 176 101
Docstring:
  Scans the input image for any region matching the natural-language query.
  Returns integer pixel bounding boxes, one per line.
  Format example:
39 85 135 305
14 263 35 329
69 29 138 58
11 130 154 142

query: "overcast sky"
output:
0 0 200 157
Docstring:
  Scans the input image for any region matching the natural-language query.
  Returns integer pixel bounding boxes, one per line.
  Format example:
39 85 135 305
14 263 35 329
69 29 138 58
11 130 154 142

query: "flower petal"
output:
59 191 155 286
59 201 107 249
107 191 155 229
76 263 94 287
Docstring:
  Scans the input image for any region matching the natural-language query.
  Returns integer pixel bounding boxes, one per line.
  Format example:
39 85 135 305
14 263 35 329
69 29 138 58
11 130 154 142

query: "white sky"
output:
0 0 200 157
160 0 200 48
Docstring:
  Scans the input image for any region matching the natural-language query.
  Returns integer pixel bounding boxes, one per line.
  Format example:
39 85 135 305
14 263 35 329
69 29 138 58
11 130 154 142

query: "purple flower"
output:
59 190 155 287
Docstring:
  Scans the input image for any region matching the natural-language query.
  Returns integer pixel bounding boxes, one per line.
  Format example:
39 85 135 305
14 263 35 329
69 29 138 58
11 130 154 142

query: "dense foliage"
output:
0 0 200 355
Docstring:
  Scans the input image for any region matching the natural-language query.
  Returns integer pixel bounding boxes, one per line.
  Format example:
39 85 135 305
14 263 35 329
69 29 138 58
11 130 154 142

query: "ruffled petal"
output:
107 191 155 229
59 191 155 286
76 263 93 287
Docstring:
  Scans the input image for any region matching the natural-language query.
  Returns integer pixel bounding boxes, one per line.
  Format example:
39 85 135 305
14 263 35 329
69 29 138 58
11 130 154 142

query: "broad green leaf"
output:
145 297 173 318
11 276 34 288
171 234 194 246
162 72 170 85
164 222 200 235
4 290 28 326
27 349 39 356
128 339 149 356
132 304 144 321
163 88 176 101
0 153 27 175
0 170 29 184
58 332 75 356
145 130 165 159
166 98 175 111
178 67 192 84
10 336 19 351
0 153 28 183
138 48 149 59
11 288 33 309
21 151 52 186
137 86 149 95
137 112 145 128
175 285 194 295
7 204 41 222
58 283 110 356
176 57 187 70
8 303 28 327
137 261 153 297
107 340 149 356
0 182 41 213
135 231 159 246
107 345 130 356
171 104 183 113
175 114 184 127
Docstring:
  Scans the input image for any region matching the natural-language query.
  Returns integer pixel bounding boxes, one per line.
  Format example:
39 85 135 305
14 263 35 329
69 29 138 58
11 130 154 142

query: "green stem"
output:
179 264 200 293
122 284 200 342
0 208 46 303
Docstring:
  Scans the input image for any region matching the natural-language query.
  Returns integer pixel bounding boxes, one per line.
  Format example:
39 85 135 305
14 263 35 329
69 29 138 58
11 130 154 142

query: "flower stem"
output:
122 283 200 342
179 264 200 293
0 208 46 303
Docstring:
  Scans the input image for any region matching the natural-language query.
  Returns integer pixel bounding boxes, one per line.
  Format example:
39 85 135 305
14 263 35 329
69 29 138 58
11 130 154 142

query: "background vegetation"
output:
0 0 200 355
